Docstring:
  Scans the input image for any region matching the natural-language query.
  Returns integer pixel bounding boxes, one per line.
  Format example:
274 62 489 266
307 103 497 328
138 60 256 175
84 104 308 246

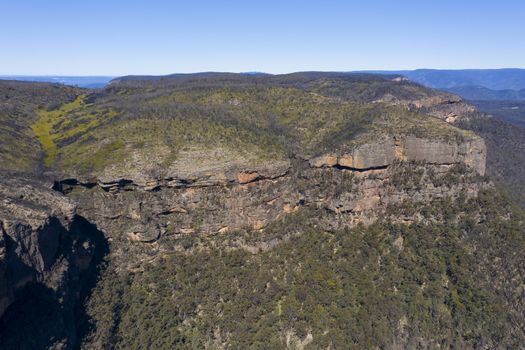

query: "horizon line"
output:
2 67 525 78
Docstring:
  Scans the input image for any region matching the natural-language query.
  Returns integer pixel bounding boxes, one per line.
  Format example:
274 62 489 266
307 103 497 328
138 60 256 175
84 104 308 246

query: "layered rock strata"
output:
0 174 104 349
309 136 486 175
54 135 487 272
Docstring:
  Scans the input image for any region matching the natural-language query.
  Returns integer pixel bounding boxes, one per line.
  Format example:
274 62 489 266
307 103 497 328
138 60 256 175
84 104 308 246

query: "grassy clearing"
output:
31 96 117 168
31 95 85 167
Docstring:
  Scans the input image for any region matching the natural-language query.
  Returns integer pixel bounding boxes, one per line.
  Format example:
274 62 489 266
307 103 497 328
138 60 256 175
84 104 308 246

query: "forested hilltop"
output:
10 72 477 179
0 73 524 349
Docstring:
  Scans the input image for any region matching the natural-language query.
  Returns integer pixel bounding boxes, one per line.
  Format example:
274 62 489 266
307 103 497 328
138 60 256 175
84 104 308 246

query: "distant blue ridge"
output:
4 69 525 96
0 76 114 88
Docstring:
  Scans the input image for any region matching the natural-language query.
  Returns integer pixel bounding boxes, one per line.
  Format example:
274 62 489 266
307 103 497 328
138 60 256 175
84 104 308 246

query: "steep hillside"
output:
82 189 525 349
1 73 524 349
0 173 107 349
458 114 525 207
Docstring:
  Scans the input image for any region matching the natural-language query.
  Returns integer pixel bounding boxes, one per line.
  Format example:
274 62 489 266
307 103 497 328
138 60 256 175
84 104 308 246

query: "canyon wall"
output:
0 175 104 349
309 135 486 175
54 135 488 268
0 176 75 318
0 133 488 329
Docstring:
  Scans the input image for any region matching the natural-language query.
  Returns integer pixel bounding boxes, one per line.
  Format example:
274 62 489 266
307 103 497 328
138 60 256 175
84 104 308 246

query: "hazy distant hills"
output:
0 76 114 88
4 69 525 100
398 69 525 90
406 69 525 101
366 69 525 101
442 85 525 101
469 100 525 127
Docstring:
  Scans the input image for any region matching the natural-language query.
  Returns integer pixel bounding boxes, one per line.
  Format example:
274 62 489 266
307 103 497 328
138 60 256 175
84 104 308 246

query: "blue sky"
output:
1 0 524 75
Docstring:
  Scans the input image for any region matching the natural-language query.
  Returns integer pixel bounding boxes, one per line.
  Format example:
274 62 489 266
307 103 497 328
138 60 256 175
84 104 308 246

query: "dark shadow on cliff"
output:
70 216 110 349
0 218 71 350
0 284 71 350
0 215 109 350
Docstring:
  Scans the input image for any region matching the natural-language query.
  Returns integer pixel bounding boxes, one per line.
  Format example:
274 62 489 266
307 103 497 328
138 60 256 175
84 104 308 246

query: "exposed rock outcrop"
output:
0 72 506 349
71 161 291 194
0 176 75 318
309 135 486 175
338 139 396 170
372 87 476 124
0 174 106 349
58 133 488 269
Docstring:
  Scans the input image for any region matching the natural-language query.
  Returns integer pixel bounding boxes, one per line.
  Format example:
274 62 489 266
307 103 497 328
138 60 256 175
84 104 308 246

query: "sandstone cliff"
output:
309 135 486 175
54 133 488 270
0 174 105 349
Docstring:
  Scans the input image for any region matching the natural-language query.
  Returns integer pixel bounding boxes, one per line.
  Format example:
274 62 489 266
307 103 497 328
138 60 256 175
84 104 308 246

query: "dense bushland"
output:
81 189 525 349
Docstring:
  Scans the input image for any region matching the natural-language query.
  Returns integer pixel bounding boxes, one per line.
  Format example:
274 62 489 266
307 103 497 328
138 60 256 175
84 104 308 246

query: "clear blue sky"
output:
1 0 524 75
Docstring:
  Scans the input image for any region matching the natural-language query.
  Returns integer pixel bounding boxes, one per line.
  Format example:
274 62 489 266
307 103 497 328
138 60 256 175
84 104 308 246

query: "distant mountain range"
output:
394 69 525 90
366 69 525 101
378 69 525 127
114 69 525 101
0 76 114 88
3 69 525 100
442 86 525 101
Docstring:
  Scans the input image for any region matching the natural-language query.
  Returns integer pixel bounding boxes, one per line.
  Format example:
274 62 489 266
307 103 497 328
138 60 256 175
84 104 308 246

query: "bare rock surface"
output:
0 173 106 349
0 175 75 316
61 134 488 269
309 134 486 175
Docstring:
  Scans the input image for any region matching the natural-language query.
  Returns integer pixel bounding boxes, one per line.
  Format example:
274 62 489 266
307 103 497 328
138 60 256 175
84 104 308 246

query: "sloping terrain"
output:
83 189 525 349
28 73 479 181
0 81 81 172
458 113 525 207
0 73 524 349
0 173 108 349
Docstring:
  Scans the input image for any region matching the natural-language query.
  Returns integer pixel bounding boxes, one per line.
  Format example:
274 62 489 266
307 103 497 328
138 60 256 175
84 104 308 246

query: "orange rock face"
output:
309 154 338 167
338 154 355 168
283 203 298 213
237 171 259 184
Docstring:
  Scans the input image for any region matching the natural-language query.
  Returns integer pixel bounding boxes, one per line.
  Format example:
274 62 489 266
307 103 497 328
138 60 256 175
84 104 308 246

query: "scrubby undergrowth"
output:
81 189 525 349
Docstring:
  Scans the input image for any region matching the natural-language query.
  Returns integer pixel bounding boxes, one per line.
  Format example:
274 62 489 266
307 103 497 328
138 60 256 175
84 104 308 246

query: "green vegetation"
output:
0 73 477 176
31 96 85 167
2 74 525 348
31 95 118 168
459 114 525 207
31 110 57 167
0 80 81 171
42 74 473 177
82 190 525 349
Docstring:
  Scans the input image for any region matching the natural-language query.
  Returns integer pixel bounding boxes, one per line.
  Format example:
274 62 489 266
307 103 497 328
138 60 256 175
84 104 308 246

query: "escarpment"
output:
0 73 519 349
0 174 107 349
3 74 515 348
0 73 490 289
0 176 75 319
309 135 486 175
54 132 488 270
